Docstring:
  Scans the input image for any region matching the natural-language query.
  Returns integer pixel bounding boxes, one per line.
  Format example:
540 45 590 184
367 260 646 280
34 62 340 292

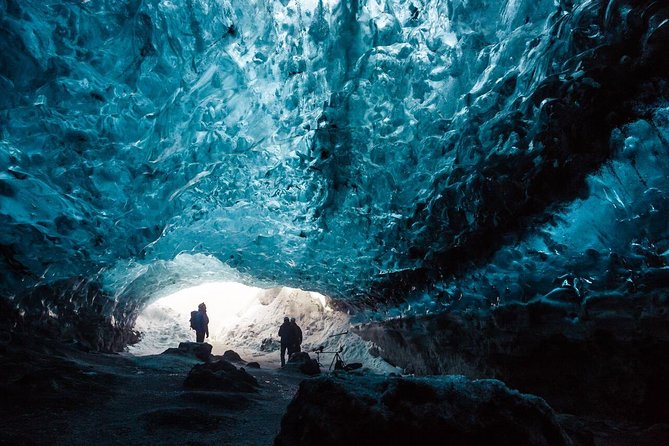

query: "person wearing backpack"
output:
190 302 209 343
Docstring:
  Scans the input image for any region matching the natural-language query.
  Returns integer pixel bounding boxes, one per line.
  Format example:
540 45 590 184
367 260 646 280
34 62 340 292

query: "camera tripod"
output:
313 345 347 371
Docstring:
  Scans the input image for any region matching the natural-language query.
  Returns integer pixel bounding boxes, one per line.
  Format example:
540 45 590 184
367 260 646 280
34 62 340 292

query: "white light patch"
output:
156 281 262 329
129 281 262 355
129 284 398 373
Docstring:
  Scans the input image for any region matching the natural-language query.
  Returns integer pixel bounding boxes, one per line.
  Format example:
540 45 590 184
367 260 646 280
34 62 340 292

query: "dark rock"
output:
285 352 320 376
356 294 669 422
162 342 212 362
555 414 596 446
300 359 320 376
183 360 259 392
260 337 280 352
639 267 669 289
288 352 311 363
274 375 572 446
222 349 243 362
247 361 260 369
0 335 116 414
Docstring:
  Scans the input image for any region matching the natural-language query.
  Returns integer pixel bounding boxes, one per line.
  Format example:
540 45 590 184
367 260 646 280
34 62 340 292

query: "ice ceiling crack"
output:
1 0 669 312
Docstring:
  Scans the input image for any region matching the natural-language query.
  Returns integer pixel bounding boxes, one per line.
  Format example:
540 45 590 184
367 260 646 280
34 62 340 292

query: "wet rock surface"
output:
356 293 669 423
274 374 572 446
183 359 259 392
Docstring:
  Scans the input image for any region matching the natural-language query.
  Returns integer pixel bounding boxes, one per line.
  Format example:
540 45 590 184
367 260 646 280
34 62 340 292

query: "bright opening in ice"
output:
129 281 263 356
129 282 397 372
128 282 339 357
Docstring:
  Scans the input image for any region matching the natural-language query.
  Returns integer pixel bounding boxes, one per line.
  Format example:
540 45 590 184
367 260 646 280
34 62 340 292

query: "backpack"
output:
189 311 199 330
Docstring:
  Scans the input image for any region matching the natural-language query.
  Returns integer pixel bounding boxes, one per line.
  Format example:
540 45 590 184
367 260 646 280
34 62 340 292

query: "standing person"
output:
290 317 302 354
278 317 295 367
191 302 209 343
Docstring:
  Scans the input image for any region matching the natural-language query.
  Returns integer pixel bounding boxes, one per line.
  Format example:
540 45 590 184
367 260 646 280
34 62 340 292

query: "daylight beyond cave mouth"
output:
130 282 329 356
128 281 397 373
130 281 264 355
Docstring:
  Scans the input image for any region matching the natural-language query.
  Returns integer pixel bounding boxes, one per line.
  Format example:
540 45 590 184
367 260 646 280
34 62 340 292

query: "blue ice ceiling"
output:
1 0 668 306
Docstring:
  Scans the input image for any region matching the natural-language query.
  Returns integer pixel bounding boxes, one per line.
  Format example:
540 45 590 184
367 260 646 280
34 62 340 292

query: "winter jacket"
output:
278 322 295 345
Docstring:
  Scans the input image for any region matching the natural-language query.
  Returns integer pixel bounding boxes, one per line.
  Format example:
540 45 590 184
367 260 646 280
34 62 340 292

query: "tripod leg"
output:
333 353 346 371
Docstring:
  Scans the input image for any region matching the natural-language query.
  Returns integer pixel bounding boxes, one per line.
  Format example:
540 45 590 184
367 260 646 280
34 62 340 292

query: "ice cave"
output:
1 0 668 444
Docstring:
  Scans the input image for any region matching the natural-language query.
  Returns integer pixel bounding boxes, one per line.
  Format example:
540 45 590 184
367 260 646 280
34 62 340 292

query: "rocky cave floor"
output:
0 338 303 446
0 336 667 446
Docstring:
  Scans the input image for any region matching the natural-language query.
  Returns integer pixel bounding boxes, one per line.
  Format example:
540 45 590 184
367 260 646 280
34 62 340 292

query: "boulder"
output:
162 342 212 362
274 375 572 446
183 360 259 392
222 350 243 362
285 352 320 376
260 337 280 352
247 361 261 369
357 296 669 422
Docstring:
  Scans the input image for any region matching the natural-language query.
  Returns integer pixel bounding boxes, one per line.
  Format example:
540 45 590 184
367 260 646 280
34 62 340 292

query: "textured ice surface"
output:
1 1 668 314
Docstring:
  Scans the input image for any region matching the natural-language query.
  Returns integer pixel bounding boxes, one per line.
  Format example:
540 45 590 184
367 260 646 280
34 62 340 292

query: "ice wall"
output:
1 0 668 318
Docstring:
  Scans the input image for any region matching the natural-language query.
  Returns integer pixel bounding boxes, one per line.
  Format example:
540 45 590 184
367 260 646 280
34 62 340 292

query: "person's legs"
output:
196 330 204 343
280 343 287 367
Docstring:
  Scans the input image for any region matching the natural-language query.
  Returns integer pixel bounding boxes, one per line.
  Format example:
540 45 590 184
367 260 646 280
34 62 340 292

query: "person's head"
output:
283 317 289 323
290 317 296 323
198 303 206 311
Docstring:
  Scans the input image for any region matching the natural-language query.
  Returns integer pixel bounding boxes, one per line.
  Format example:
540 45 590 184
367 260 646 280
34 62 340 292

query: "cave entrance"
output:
128 283 343 362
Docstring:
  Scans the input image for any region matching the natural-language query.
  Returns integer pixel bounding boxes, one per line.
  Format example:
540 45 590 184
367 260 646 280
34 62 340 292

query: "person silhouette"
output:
278 317 295 367
289 317 302 355
193 302 209 343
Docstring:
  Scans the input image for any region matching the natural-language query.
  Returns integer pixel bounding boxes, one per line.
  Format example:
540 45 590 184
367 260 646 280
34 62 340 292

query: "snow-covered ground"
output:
129 283 399 374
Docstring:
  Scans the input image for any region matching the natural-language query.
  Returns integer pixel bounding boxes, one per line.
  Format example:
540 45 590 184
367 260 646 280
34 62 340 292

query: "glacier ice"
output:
0 0 668 322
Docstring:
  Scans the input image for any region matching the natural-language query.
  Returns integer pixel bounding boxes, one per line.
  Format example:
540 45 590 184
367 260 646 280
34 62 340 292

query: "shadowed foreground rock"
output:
0 334 117 416
356 293 669 421
274 374 572 446
183 360 259 392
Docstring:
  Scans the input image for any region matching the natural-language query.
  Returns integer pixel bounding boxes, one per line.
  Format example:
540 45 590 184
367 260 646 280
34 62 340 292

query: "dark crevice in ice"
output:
372 1 669 301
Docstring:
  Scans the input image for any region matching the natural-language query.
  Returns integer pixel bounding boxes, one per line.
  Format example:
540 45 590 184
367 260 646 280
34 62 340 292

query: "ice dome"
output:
2 0 669 443
2 0 665 303
0 0 668 328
